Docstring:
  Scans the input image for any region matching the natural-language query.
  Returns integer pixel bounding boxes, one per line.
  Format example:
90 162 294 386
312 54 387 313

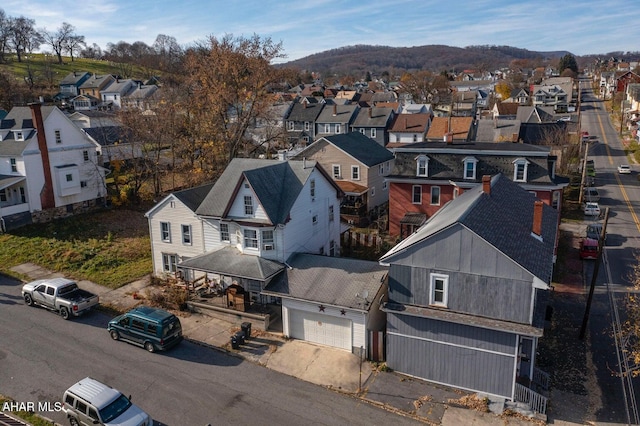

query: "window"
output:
382 181 388 190
351 165 360 180
10 158 16 172
332 165 341 179
416 156 428 177
371 187 376 197
304 121 310 131
329 240 336 256
46 286 55 296
262 230 274 250
463 157 477 180
162 253 177 272
360 128 365 134
88 408 99 421
131 319 145 331
413 134 417 142
66 174 73 182
80 181 87 188
244 196 254 215
379 164 384 175
412 185 422 204
312 214 318 225
430 186 441 205
0 190 7 202
325 124 330 133
76 401 88 414
513 159 529 182
336 124 341 133
371 128 376 138
19 187 25 203
147 324 158 335
181 224 192 245
396 135 400 142
430 273 449 307
15 131 24 141
220 223 230 242
244 229 258 248
55 130 62 144
160 222 170 242
329 205 334 221
83 150 89 161
310 178 315 199
287 121 294 131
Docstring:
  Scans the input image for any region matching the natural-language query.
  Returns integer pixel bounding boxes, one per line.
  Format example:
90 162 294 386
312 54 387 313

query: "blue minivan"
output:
108 306 182 352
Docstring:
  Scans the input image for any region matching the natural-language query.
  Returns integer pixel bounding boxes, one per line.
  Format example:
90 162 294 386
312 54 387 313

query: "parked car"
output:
580 238 599 260
22 277 99 320
62 377 152 426
586 222 604 241
583 202 601 217
583 187 600 202
618 164 631 174
108 306 183 352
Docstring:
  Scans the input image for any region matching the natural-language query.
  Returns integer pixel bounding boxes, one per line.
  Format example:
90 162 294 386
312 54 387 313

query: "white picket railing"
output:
514 383 548 415
533 367 550 390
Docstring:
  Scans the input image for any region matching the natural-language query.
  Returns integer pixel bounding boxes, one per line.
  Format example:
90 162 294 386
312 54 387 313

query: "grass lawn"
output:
0 208 152 288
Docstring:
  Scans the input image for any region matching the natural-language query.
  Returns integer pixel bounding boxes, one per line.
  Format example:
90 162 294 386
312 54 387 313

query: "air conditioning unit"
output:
263 244 274 250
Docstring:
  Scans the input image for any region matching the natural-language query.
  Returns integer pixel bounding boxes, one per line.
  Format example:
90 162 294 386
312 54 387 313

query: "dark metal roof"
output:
381 174 558 284
173 183 215 212
178 246 284 281
262 253 387 310
84 126 131 146
285 102 324 122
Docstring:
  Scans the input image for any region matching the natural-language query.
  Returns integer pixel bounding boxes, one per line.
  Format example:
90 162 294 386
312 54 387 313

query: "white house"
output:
0 104 107 231
101 79 136 109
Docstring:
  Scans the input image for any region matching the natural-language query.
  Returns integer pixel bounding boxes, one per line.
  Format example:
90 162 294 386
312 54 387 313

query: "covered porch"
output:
337 181 369 226
177 246 285 331
0 175 30 232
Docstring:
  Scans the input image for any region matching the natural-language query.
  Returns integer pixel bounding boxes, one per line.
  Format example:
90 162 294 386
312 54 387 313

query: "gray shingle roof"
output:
380 174 558 283
84 126 131 146
195 158 318 224
285 102 324 122
317 132 394 167
0 106 56 156
263 253 387 310
178 246 284 280
316 104 358 124
351 107 394 128
173 183 214 212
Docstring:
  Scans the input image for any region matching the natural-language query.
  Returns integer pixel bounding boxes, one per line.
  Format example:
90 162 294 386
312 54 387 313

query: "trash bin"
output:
234 330 245 345
241 322 252 340
231 333 240 349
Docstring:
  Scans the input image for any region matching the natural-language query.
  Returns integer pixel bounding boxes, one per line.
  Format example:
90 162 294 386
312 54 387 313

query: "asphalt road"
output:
0 275 420 426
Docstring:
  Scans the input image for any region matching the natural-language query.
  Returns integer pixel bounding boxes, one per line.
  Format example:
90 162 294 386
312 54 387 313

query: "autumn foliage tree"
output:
495 80 512 100
180 34 286 180
622 252 640 377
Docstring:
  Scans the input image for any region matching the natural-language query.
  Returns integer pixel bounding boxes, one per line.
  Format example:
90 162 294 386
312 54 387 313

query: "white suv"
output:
62 377 151 426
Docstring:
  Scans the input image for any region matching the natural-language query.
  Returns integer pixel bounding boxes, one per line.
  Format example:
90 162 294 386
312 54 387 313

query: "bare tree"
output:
65 34 86 61
0 9 11 63
8 16 43 62
152 34 182 72
80 43 102 59
41 22 74 64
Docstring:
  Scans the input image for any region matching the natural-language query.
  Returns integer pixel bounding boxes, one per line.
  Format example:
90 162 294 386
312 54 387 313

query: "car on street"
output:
583 187 600 202
618 164 631 174
108 306 183 352
580 238 599 260
22 277 99 320
583 202 601 217
586 222 604 241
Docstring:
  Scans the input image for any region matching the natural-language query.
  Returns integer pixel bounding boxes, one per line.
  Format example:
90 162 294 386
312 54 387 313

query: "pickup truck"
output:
22 278 99 320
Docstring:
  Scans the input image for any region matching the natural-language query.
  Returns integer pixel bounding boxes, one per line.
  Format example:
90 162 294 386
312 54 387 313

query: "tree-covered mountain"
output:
278 44 574 77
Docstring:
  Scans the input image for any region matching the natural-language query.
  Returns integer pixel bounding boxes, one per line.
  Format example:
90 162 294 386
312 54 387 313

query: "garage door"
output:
289 309 352 351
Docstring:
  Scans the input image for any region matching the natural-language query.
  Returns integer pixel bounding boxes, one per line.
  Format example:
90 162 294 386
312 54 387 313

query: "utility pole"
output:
579 207 610 340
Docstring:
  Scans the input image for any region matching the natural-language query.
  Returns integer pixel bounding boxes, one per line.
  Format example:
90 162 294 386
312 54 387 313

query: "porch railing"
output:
533 367 550 390
514 383 547 416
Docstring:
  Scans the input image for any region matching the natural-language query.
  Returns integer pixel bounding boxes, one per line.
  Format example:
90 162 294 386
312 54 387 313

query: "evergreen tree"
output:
558 54 578 74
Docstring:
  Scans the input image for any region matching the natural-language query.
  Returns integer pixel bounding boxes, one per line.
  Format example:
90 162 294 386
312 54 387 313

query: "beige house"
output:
292 131 394 226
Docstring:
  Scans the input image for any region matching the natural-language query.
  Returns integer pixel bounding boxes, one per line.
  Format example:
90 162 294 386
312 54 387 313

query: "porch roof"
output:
381 302 544 337
336 180 368 195
178 246 285 281
0 175 26 191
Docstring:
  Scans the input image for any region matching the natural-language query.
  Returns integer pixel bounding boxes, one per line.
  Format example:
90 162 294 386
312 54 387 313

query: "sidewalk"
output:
10 262 574 425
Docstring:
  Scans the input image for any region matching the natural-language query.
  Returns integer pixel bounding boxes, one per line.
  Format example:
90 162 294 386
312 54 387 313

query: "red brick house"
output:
386 141 569 239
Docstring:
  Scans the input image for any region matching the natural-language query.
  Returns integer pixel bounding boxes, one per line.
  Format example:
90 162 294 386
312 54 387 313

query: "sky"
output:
4 0 640 64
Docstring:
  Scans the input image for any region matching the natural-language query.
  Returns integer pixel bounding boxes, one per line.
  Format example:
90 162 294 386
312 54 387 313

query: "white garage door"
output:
289 309 352 351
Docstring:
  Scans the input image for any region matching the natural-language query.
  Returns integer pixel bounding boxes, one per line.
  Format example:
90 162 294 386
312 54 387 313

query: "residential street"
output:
0 275 422 426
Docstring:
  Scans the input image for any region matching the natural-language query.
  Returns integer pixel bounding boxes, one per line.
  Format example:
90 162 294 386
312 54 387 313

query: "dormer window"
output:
463 157 478 180
416 155 428 177
513 158 529 182
14 131 24 141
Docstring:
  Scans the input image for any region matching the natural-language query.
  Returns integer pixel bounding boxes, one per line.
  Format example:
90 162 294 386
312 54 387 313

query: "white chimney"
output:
277 150 288 161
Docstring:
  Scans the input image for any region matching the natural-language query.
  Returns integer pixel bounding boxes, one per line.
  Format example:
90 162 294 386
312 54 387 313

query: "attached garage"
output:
288 308 352 351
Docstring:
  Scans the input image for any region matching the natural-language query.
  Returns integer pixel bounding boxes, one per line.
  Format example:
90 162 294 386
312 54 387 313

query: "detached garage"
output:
263 253 387 355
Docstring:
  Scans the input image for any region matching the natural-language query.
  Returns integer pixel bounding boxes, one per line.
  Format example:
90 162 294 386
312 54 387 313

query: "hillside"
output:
278 44 573 76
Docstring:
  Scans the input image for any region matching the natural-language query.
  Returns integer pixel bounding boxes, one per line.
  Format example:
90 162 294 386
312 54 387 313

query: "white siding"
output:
282 298 367 352
227 178 269 221
147 195 205 276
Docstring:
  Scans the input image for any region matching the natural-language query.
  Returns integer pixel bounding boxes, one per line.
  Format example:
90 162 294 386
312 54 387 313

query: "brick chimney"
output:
29 103 55 209
482 175 491 195
532 200 543 236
